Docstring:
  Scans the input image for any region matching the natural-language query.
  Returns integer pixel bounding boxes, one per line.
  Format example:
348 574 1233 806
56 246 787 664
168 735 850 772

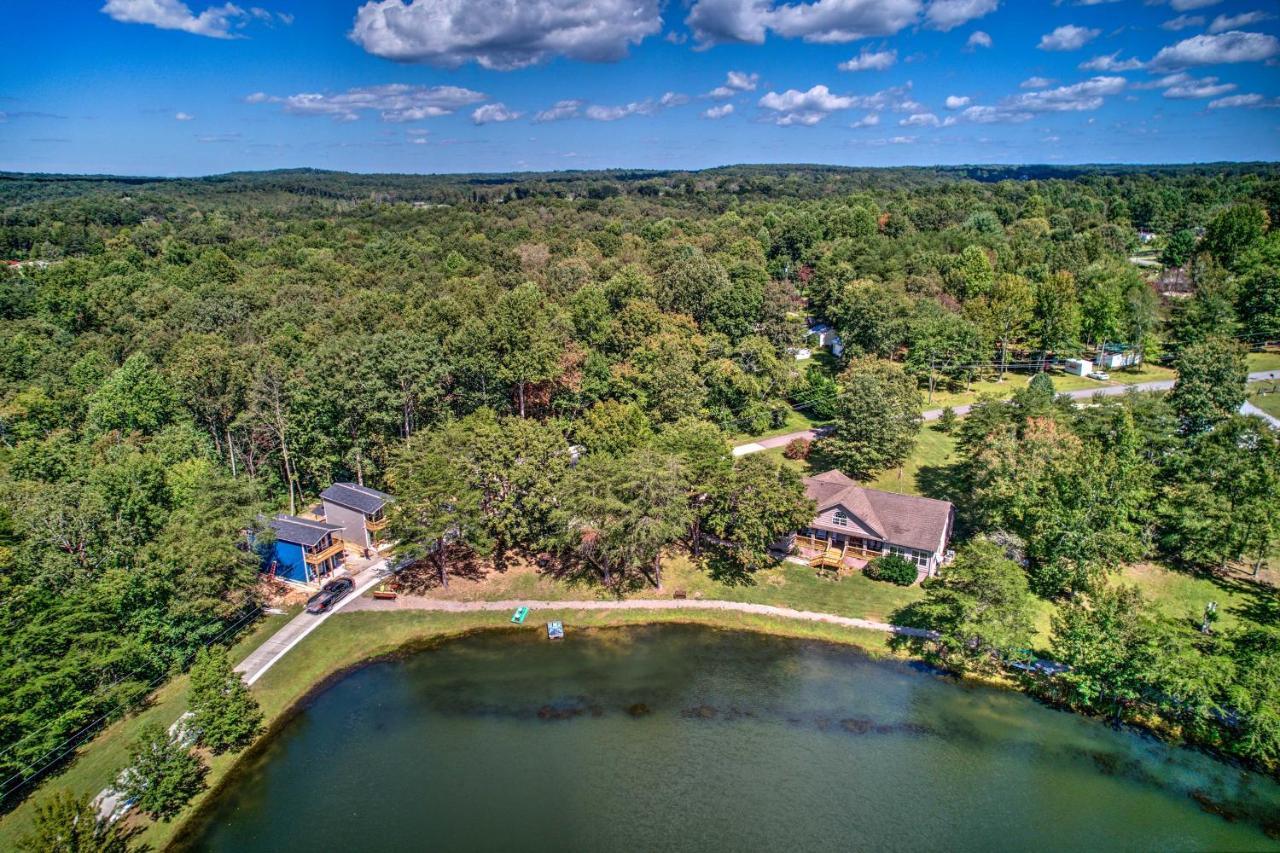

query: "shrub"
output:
864 554 918 586
936 406 957 433
783 437 812 460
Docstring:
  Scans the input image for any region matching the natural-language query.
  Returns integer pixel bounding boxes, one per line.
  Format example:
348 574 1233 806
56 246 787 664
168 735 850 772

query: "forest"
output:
1 162 1279 804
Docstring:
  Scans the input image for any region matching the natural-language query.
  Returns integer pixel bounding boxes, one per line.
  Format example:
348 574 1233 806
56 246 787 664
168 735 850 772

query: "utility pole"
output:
928 353 936 404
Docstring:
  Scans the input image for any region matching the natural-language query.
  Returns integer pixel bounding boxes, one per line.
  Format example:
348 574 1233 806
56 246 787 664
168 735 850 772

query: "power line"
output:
0 605 262 802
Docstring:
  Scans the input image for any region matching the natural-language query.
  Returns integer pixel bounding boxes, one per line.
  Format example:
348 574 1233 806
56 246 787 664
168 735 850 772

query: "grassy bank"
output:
0 608 298 852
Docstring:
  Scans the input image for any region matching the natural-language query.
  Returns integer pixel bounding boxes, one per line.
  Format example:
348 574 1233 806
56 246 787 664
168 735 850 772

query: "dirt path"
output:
342 595 936 639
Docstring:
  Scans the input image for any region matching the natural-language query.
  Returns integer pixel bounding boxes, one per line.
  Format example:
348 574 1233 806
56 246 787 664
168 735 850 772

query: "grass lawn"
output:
418 553 924 626
918 365 1175 413
0 607 298 852
1248 351 1280 374
727 405 830 442
758 424 958 500
1249 380 1280 419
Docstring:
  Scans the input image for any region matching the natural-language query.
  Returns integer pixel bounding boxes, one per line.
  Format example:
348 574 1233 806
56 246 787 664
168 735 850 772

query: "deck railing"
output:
304 540 345 564
794 535 883 559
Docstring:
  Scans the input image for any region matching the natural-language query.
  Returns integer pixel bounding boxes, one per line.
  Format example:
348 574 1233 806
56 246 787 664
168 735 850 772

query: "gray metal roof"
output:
321 482 392 515
270 514 343 547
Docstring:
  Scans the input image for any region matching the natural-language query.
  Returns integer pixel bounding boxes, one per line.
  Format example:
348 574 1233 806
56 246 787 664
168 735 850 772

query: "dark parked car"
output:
306 577 354 614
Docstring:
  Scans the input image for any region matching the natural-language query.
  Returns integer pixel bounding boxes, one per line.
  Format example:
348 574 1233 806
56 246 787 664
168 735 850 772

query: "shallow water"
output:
183 625 1280 852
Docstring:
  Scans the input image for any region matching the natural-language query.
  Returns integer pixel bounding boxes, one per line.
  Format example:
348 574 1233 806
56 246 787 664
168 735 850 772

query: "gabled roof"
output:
321 482 392 515
804 470 953 553
270 514 343 548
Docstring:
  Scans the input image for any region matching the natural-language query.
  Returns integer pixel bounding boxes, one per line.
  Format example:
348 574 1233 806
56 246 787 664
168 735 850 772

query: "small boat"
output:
546 620 564 640
511 606 529 624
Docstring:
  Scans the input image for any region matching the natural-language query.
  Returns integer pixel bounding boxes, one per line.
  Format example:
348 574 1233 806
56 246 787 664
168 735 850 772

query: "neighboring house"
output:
1137 230 1156 244
787 347 813 361
807 322 844 357
1095 343 1141 370
785 470 954 577
265 514 346 584
1063 358 1092 377
321 482 392 551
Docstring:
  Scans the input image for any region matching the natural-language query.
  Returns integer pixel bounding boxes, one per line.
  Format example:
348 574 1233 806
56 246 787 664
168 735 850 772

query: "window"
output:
889 545 930 568
832 510 848 527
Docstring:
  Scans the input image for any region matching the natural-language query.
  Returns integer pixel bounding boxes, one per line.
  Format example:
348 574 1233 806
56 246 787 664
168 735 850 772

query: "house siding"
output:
269 540 310 584
322 499 370 549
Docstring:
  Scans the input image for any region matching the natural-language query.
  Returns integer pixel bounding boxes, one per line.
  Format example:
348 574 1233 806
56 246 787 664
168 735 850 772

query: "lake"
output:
181 625 1280 852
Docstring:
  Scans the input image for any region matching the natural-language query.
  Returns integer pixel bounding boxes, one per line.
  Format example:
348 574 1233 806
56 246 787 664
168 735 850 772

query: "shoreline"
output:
167 613 1280 849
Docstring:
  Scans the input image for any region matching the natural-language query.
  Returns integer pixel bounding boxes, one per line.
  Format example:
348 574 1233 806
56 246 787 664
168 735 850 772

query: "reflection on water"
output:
182 625 1280 853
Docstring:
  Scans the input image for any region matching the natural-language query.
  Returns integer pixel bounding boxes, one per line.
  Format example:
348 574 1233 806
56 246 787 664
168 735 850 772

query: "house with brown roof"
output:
787 470 955 578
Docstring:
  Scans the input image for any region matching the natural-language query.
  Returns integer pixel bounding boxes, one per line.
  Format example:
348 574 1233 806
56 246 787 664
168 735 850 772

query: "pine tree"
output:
188 647 263 754
119 723 207 821
17 790 138 853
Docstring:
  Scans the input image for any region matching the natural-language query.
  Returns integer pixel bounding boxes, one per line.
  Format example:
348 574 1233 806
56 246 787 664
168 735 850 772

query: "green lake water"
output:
181 625 1280 852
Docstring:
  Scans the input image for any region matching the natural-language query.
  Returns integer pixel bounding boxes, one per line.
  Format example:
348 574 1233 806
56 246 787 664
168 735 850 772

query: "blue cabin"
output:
265 514 346 585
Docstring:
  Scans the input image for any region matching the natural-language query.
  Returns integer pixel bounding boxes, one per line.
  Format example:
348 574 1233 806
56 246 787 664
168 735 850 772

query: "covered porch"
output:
793 529 884 573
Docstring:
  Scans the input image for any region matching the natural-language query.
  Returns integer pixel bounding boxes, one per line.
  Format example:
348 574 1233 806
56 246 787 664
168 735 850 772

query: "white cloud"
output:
1207 92 1280 108
1020 76 1054 88
471 102 522 124
555 92 688 122
707 70 759 97
1208 11 1274 33
1161 14 1205 31
1009 75 1125 110
899 111 956 127
960 75 1126 123
966 30 992 48
1038 24 1100 51
174 111 194 121
350 0 662 70
758 83 858 125
101 0 248 38
839 47 897 71
944 94 970 108
851 112 880 127
925 0 999 32
1208 93 1260 108
1148 30 1280 70
1079 51 1144 71
1167 0 1223 10
703 103 735 118
246 83 486 122
686 0 921 47
533 99 584 122
1161 75 1235 98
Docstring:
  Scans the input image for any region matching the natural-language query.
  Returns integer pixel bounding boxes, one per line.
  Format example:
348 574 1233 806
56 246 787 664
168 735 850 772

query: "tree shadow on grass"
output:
1200 569 1280 629
915 462 964 504
703 551 760 588
391 545 490 594
885 599 934 657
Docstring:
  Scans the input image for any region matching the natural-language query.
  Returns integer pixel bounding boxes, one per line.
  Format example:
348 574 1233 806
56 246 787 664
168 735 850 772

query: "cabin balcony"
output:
365 517 388 533
304 540 345 565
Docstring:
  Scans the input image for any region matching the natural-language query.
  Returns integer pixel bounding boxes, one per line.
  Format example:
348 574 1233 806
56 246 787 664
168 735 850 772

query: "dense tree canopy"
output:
2 161 1279 798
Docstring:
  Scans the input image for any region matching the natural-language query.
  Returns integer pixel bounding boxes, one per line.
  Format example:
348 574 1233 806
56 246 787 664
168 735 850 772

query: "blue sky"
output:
2 0 1278 175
